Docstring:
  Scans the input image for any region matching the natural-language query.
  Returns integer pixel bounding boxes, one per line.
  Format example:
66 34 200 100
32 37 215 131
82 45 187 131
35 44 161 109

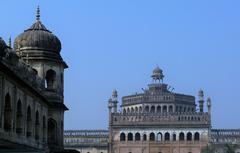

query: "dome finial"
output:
36 5 40 21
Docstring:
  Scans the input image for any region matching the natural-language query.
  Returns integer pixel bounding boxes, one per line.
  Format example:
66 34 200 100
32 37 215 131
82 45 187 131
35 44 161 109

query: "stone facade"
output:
108 67 211 153
0 6 68 153
64 130 108 153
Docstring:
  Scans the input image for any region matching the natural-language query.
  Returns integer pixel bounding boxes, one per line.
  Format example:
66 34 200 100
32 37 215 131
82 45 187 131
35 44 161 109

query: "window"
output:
135 133 140 141
35 111 40 140
143 134 147 141
45 69 56 89
194 132 200 141
120 133 126 141
16 99 23 134
179 132 184 141
26 106 32 137
157 132 163 141
150 132 155 141
128 133 133 141
187 132 192 141
164 132 170 141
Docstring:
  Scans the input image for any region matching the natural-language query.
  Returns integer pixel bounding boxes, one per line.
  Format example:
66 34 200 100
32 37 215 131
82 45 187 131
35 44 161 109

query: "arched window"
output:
120 133 126 141
128 133 133 141
157 106 161 113
150 132 155 141
16 100 23 134
187 132 192 141
139 106 142 113
157 132 163 141
194 132 200 141
135 133 140 141
135 107 138 113
173 133 176 141
179 132 184 141
169 106 173 113
4 93 12 131
45 69 56 89
127 108 130 113
123 108 126 114
48 118 57 145
163 106 167 113
164 132 170 141
43 116 46 142
131 108 134 113
35 111 40 140
150 106 155 113
26 106 32 137
145 106 149 112
143 134 147 141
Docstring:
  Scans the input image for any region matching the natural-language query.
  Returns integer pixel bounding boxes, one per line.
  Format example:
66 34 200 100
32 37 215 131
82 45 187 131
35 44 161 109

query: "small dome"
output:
14 20 61 53
112 89 118 98
151 66 164 81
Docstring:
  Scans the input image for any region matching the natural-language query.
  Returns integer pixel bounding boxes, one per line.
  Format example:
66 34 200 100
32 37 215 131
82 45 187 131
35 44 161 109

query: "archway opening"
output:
26 106 32 137
179 132 184 141
16 99 23 134
120 133 126 141
48 118 58 145
187 132 192 141
45 69 56 89
128 133 133 141
4 93 12 132
135 133 140 141
165 132 170 141
194 132 200 141
35 111 40 140
150 132 155 141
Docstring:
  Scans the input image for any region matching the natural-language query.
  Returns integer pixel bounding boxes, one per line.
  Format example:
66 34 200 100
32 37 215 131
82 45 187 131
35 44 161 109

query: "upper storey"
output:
14 6 67 68
121 67 195 113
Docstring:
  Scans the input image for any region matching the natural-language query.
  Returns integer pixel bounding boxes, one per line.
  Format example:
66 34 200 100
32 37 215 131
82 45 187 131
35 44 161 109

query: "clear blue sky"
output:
1 0 240 129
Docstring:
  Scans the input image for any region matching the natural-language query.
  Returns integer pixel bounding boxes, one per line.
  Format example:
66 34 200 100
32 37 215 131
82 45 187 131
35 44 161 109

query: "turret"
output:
198 89 204 112
207 97 211 114
112 89 118 113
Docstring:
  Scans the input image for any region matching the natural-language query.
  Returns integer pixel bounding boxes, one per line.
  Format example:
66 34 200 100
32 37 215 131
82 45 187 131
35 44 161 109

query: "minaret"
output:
198 90 204 112
108 97 113 153
112 89 118 113
207 97 211 114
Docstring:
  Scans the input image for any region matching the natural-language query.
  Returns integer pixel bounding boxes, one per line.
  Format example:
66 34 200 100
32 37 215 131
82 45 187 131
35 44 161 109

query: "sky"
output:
1 0 240 129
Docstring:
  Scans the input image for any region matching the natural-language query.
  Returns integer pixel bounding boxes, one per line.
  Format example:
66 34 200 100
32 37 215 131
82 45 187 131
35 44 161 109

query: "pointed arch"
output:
26 106 32 137
120 133 126 141
157 132 163 141
179 132 185 141
48 118 57 145
150 106 155 113
4 93 12 131
35 111 40 140
145 106 149 112
45 69 56 89
194 132 200 141
164 132 170 141
143 134 147 141
16 99 23 134
187 132 192 141
157 106 161 113
150 132 155 141
135 132 140 141
128 133 133 141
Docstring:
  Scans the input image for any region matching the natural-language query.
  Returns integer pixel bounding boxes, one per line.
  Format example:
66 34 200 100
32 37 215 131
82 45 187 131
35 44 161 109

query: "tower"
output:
14 6 68 151
198 89 204 113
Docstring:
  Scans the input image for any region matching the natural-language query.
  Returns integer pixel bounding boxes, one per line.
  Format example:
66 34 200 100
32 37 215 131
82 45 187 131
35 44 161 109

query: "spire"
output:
8 37 11 48
36 5 40 21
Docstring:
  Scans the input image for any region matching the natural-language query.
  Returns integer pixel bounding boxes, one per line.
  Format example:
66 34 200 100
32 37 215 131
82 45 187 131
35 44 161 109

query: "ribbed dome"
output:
14 20 61 53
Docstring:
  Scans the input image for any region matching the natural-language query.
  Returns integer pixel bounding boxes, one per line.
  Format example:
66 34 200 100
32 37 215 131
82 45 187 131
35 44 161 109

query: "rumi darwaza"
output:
0 6 240 153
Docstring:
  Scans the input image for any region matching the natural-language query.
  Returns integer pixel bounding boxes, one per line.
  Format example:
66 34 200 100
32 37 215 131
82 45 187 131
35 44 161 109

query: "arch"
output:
127 133 133 141
143 134 147 141
173 133 176 141
150 106 155 113
164 132 170 141
194 132 200 141
157 132 162 141
135 132 140 141
120 133 126 141
179 132 185 141
4 93 12 131
127 108 130 113
35 111 40 140
139 106 142 112
131 108 134 113
26 106 32 137
16 99 23 134
48 118 58 145
169 106 173 113
163 105 167 113
123 108 126 114
150 132 155 141
43 116 47 142
157 106 161 113
45 69 56 89
145 106 149 112
187 132 192 141
135 107 138 113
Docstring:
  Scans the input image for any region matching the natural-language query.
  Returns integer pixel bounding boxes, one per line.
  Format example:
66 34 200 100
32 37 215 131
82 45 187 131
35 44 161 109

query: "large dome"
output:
14 20 61 53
